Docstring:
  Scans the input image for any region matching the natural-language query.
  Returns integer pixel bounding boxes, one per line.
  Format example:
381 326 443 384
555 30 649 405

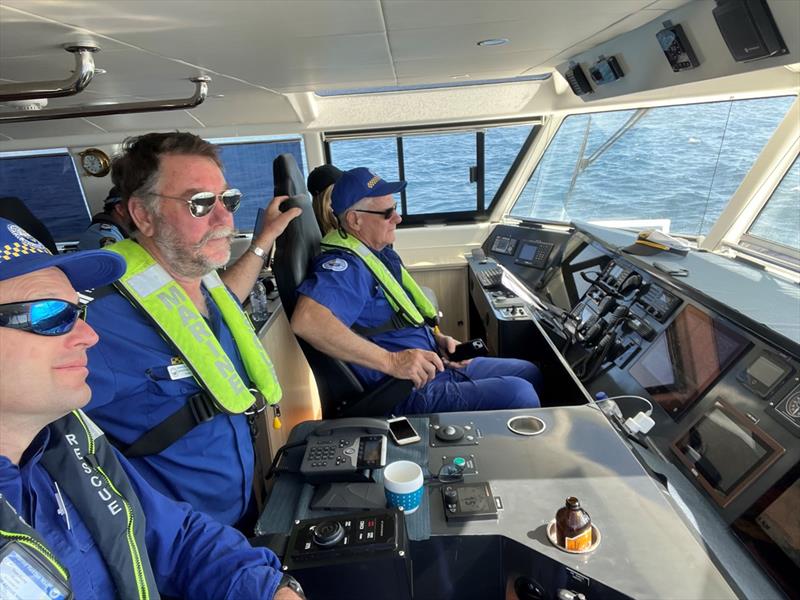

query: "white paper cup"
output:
383 460 424 515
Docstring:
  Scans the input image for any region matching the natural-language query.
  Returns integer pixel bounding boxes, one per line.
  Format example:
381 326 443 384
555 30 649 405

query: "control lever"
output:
596 295 616 316
580 271 623 299
619 273 642 296
582 321 606 344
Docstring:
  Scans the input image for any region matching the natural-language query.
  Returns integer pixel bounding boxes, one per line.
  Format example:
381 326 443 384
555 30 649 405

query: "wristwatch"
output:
249 243 269 261
276 573 305 598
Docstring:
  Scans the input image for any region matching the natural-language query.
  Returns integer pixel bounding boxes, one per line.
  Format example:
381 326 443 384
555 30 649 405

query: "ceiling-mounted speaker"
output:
564 64 593 96
712 0 788 62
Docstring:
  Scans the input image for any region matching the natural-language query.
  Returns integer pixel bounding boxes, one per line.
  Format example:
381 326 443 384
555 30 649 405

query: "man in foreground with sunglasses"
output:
82 132 300 531
292 167 543 415
0 218 304 599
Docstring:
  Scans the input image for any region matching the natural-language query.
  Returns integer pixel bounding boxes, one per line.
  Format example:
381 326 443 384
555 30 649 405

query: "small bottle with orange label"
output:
555 496 592 551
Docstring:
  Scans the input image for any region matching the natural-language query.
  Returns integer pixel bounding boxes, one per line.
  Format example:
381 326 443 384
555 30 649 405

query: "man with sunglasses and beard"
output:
292 167 543 416
0 218 304 599
83 132 300 531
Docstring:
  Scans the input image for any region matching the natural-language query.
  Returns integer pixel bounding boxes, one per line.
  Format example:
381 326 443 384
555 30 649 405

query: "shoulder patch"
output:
322 258 348 272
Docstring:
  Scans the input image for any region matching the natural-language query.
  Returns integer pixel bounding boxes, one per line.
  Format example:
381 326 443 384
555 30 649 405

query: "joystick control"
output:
436 425 465 442
312 521 345 547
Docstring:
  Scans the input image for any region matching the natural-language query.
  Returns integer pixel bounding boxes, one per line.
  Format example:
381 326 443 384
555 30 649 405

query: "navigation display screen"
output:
629 305 750 420
518 243 537 261
672 400 784 506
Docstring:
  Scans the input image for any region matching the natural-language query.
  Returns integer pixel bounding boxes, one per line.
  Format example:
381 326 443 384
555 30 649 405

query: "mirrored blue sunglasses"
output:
0 299 87 336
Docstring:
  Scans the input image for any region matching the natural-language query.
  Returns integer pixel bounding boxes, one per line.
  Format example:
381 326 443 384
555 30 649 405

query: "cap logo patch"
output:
322 258 348 272
366 175 381 189
1 223 50 262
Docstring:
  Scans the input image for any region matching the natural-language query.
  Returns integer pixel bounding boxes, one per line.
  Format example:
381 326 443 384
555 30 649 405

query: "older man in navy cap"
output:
0 218 303 599
292 167 543 415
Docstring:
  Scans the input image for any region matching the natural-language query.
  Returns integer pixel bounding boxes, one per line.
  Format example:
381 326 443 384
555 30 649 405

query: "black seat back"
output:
271 155 411 418
0 196 59 254
272 152 306 198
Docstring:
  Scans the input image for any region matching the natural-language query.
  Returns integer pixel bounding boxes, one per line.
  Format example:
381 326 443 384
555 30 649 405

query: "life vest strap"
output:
119 392 217 458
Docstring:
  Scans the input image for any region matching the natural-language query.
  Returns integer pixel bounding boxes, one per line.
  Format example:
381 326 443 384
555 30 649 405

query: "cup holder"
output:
507 415 546 436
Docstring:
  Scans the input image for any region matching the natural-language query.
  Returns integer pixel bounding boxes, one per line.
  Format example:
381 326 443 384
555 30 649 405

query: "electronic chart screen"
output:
629 304 750 420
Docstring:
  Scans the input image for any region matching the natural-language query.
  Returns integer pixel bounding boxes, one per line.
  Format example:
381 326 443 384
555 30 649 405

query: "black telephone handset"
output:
311 417 389 437
300 418 389 483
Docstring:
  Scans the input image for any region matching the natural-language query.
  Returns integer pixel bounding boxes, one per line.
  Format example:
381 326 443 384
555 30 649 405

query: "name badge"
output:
167 364 193 380
0 542 71 600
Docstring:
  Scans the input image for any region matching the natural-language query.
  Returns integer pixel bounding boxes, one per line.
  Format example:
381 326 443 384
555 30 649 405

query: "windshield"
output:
510 96 795 236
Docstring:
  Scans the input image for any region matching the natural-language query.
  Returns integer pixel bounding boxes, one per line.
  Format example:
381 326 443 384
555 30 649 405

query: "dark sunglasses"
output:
153 189 242 218
0 299 87 336
354 203 398 220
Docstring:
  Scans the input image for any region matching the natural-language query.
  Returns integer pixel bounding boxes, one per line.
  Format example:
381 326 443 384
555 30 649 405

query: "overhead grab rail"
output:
0 44 100 102
0 76 211 123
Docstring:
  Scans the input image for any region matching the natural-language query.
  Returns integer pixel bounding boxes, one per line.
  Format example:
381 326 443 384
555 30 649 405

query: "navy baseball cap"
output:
0 218 126 290
307 165 343 197
331 167 406 215
103 186 122 207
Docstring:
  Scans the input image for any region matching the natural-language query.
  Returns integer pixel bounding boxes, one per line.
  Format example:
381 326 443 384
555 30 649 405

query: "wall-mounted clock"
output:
79 148 111 177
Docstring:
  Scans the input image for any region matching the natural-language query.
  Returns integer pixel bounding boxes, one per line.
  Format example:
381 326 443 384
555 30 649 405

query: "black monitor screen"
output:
629 305 750 420
673 400 784 506
518 243 537 262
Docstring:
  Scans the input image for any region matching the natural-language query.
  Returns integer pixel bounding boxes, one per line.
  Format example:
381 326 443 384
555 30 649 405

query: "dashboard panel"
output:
472 223 800 595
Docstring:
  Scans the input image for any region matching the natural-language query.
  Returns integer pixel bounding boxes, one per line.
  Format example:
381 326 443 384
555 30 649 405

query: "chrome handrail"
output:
0 76 211 123
0 44 100 102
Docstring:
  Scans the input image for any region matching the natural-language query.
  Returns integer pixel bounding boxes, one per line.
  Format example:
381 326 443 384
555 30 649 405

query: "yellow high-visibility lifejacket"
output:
109 240 281 414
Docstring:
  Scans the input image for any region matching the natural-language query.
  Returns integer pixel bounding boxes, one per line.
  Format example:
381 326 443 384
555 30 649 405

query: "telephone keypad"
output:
300 433 387 482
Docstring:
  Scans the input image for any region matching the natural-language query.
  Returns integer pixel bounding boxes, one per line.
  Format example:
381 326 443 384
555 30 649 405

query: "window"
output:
326 121 536 224
747 157 800 252
511 96 795 237
403 132 475 214
216 139 305 232
0 152 90 242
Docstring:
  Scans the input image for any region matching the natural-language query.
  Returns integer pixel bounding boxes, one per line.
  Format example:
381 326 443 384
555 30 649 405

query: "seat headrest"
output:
273 153 307 198
272 194 321 319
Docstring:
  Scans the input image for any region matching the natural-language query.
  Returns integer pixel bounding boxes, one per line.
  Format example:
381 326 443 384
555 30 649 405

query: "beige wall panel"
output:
407 266 469 342
258 305 321 460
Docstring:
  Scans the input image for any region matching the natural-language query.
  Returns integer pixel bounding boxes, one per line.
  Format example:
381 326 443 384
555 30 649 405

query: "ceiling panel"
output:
186 91 300 127
382 0 658 30
394 50 554 80
0 118 105 140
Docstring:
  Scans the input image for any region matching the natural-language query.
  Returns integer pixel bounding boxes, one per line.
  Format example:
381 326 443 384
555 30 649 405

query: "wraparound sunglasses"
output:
0 299 87 336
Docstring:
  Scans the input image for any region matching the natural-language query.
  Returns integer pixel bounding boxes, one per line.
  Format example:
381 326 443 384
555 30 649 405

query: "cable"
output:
595 394 653 416
264 440 307 481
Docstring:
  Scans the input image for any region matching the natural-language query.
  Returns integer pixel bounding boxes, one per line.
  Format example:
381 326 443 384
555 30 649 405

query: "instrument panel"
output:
477 224 800 596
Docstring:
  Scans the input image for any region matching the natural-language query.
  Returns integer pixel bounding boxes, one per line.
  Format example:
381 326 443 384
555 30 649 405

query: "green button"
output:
453 457 466 467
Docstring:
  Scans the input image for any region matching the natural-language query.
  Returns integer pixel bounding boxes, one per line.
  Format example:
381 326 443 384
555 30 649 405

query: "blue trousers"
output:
394 357 543 415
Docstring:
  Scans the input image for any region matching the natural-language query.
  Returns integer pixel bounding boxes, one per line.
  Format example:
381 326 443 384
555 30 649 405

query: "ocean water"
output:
330 95 798 250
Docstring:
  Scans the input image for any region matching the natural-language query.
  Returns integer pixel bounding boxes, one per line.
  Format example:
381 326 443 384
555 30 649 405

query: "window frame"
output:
506 94 798 247
210 135 306 233
323 118 541 227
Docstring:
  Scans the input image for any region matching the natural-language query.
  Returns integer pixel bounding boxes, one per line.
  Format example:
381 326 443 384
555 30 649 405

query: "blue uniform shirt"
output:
78 220 125 250
297 245 437 388
0 427 283 599
85 285 254 526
